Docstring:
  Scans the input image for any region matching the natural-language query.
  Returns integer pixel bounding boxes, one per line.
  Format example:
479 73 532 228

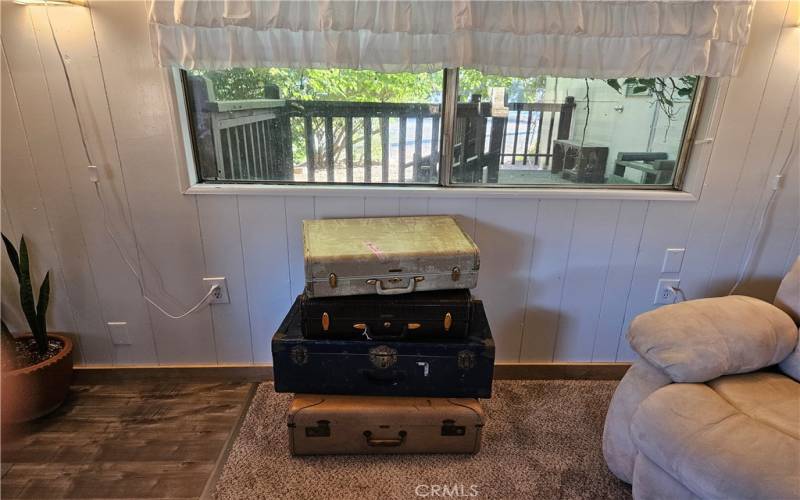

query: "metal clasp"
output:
451 266 460 281
328 273 337 288
322 312 330 332
444 312 452 332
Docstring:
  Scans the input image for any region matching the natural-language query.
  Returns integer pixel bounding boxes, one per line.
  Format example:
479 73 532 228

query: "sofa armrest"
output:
627 296 797 383
602 359 671 483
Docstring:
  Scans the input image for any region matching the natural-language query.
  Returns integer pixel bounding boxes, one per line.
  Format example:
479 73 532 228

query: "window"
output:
181 68 704 189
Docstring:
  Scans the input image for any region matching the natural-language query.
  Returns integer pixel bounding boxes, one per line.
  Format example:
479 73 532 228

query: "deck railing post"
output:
557 96 576 140
185 74 221 180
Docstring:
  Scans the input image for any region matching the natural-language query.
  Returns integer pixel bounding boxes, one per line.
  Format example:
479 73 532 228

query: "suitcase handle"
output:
360 369 406 385
366 276 424 295
363 430 406 447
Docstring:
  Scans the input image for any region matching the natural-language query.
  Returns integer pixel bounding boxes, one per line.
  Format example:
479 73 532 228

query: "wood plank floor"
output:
1 381 254 499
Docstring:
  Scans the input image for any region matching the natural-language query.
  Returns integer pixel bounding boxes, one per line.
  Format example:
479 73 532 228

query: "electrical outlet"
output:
203 277 229 304
654 279 681 305
107 322 130 345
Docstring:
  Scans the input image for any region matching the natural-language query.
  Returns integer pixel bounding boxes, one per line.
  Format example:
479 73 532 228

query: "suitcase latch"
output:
369 345 398 369
441 419 466 436
444 312 453 332
451 266 460 281
322 312 330 332
328 273 337 288
305 420 331 438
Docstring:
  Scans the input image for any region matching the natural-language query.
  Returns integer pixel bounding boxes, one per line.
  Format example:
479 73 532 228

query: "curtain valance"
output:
148 0 754 77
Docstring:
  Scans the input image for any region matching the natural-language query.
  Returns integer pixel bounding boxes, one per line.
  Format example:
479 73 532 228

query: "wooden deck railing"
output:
185 75 576 183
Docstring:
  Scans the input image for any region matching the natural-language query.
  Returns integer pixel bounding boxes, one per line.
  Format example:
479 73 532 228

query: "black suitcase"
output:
300 289 472 340
273 296 494 398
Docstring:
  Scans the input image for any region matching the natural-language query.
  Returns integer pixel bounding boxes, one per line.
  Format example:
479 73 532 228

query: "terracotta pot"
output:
1 333 74 423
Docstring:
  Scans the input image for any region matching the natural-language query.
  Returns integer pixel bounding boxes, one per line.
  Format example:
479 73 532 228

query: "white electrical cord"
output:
728 132 798 296
46 4 218 320
92 183 219 319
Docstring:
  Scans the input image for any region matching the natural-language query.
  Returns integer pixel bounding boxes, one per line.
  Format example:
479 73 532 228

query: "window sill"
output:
184 183 698 202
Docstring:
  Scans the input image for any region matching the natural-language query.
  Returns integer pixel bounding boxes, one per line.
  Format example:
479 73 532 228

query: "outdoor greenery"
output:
191 67 695 174
605 76 697 121
194 67 445 169
2 234 50 356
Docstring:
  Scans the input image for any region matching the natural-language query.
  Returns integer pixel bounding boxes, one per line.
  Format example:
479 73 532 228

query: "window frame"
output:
167 67 712 200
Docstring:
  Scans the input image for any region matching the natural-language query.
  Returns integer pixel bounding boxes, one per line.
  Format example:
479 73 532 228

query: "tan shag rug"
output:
213 381 630 500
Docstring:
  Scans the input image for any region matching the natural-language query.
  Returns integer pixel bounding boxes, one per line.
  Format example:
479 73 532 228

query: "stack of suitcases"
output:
272 216 495 455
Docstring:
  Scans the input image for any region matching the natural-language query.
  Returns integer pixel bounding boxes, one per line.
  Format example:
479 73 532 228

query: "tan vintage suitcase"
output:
287 395 485 455
303 216 479 298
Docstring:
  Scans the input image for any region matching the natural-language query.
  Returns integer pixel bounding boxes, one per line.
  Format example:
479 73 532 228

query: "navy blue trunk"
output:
272 296 495 398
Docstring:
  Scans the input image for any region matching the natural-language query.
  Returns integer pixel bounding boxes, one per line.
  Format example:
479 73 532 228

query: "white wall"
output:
1 0 798 367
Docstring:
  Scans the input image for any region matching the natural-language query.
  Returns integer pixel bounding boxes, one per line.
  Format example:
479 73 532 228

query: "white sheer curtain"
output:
149 0 754 77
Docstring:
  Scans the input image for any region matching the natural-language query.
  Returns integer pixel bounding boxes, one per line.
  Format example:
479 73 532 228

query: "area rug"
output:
213 380 630 499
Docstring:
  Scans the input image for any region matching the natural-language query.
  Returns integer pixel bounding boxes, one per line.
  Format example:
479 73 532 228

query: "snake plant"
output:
2 234 50 355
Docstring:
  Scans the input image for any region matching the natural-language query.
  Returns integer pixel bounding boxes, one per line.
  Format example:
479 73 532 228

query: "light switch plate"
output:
108 322 131 345
661 248 685 273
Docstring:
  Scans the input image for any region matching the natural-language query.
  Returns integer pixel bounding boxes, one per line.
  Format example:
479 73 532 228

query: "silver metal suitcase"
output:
303 216 479 298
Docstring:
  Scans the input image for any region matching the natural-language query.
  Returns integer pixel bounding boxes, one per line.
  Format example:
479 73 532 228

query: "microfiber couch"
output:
603 258 800 499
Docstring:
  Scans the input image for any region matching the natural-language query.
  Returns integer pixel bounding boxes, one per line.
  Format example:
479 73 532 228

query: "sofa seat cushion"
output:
628 296 797 382
630 374 800 500
708 372 800 439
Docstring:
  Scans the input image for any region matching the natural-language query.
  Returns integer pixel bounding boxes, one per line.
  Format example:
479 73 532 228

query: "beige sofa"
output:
603 258 800 499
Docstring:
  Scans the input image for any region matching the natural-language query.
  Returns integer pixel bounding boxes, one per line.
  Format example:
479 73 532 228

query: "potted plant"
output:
1 234 73 423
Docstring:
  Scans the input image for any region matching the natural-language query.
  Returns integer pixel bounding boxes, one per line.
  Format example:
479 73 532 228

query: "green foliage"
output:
194 67 446 168
458 69 546 102
194 67 443 104
2 234 50 355
604 76 697 120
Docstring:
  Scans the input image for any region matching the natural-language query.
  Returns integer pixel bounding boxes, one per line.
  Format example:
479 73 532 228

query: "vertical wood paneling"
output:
682 1 795 299
1 45 84 363
473 198 538 361
616 201 695 361
364 197 400 217
314 196 366 219
285 196 315 297
398 197 429 216
30 4 157 364
428 198 477 238
714 87 800 297
238 196 291 363
785 229 800 275
553 200 620 361
591 201 648 361
2 7 111 363
197 196 253 364
519 199 575 361
89 1 216 364
740 131 800 300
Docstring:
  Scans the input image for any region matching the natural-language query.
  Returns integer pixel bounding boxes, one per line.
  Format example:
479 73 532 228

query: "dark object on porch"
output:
452 96 576 183
552 139 609 183
272 296 495 398
613 152 676 184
